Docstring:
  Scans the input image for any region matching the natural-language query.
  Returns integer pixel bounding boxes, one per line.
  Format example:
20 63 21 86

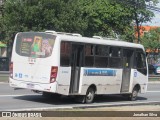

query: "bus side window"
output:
84 44 94 67
60 41 71 66
109 47 122 68
135 51 147 75
95 45 108 56
94 45 109 67
123 49 134 68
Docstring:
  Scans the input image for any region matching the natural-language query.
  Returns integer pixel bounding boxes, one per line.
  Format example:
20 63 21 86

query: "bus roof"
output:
17 31 144 50
53 34 144 50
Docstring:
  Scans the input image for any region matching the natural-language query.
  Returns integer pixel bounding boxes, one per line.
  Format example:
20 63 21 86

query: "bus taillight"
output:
10 62 13 78
50 66 58 83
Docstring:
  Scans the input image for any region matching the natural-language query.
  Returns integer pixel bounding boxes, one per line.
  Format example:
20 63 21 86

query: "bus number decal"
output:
84 69 117 76
14 73 23 78
134 72 137 77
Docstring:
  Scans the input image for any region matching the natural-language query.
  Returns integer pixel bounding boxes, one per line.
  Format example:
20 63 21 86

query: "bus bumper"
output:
9 78 57 93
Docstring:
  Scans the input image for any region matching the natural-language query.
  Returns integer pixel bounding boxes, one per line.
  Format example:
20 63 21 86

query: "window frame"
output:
60 41 72 67
94 45 109 68
84 44 95 67
135 49 147 75
108 46 123 68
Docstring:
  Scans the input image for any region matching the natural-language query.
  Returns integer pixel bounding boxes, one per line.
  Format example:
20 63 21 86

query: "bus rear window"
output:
16 32 56 58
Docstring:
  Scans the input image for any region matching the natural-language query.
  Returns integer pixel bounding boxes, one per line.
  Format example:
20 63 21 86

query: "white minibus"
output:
9 31 148 103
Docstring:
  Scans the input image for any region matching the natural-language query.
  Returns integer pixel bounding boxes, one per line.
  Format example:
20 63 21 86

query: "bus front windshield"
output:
16 32 56 58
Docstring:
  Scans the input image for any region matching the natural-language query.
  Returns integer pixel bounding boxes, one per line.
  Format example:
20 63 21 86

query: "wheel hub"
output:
87 92 92 100
133 90 137 97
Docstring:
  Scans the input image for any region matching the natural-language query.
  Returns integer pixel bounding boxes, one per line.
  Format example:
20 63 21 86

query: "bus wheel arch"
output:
129 84 140 101
134 84 141 92
85 84 97 103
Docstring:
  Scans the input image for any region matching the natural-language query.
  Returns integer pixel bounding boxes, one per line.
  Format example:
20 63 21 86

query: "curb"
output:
3 101 160 111
72 101 160 109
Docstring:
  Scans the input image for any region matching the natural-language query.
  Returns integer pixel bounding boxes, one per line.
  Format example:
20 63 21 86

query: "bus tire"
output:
129 87 139 101
85 87 95 103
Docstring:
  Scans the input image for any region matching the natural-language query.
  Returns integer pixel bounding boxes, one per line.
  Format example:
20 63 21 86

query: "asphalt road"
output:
0 82 160 111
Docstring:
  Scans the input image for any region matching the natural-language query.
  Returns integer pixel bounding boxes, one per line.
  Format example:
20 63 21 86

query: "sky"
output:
144 1 160 26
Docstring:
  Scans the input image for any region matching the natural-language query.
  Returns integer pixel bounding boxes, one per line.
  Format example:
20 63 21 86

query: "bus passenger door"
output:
121 49 134 92
70 44 84 94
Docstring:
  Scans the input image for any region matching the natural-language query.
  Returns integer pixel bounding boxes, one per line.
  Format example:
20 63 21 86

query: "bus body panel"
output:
10 78 57 92
12 58 51 84
79 67 123 95
123 69 148 93
10 32 59 91
56 67 71 95
132 69 148 93
11 45 58 84
10 31 148 100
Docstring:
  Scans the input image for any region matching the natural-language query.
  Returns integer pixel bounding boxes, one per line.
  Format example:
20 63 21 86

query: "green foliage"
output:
80 0 134 38
1 0 88 42
0 0 159 44
111 0 156 43
112 0 157 24
119 27 135 42
141 28 160 51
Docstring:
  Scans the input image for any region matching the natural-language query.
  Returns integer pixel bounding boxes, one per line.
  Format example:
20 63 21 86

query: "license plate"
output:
27 83 35 89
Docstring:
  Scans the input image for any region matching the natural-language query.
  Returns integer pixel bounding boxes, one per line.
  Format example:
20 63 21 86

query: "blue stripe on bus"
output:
84 69 117 76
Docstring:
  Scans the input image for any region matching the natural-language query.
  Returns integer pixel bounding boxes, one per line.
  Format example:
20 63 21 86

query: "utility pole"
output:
134 0 141 44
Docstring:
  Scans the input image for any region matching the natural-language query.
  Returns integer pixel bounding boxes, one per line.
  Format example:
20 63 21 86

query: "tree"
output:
0 0 133 42
0 0 5 42
0 0 88 59
1 0 159 43
141 28 160 51
112 0 159 43
0 0 88 38
141 27 160 62
76 0 136 41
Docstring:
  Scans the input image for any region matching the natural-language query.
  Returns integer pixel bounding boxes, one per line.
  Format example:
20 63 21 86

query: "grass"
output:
0 76 9 82
149 78 160 81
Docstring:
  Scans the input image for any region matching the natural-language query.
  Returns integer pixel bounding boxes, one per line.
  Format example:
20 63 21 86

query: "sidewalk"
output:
2 106 160 120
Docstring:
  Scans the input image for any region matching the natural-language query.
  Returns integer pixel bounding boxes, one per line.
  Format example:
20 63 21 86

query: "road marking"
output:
0 82 8 84
7 106 73 111
147 91 160 93
0 94 39 97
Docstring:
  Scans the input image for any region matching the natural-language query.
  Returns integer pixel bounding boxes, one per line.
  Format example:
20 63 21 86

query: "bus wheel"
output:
85 87 95 103
129 87 139 101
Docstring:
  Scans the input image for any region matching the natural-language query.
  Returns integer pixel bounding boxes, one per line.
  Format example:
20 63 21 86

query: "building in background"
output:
135 26 159 37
